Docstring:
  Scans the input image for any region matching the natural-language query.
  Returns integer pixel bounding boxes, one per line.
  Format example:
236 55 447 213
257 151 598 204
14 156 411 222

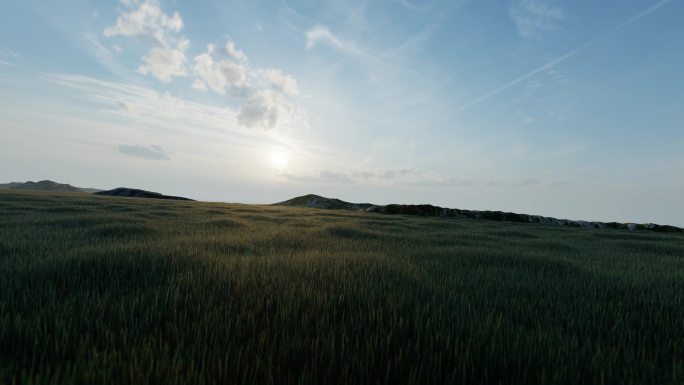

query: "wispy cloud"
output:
0 47 19 67
116 144 170 160
0 48 20 58
394 0 441 12
277 167 547 189
46 74 309 156
453 0 674 113
305 25 366 58
279 170 352 184
514 178 541 187
509 0 564 38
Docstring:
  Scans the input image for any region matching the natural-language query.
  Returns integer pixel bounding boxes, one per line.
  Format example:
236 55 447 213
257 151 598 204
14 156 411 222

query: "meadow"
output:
1 189 683 384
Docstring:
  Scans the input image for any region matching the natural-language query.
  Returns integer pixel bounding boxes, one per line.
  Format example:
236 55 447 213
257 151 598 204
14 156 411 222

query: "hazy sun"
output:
271 151 290 169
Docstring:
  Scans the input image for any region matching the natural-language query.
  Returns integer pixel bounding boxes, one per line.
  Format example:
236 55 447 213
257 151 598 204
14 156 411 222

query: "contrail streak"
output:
452 0 673 113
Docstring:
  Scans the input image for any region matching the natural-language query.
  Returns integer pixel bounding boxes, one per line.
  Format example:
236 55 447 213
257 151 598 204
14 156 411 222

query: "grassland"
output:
1 189 683 384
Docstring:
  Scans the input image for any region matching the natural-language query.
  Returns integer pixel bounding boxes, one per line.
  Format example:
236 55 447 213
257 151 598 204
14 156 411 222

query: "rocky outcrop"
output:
95 187 193 201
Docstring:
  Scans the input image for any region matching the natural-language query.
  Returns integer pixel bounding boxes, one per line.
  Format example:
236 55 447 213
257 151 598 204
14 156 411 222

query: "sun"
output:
271 150 290 169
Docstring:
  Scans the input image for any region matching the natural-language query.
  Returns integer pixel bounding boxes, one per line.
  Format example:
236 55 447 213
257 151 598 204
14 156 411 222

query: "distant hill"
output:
0 180 96 193
277 194 683 233
95 187 193 201
275 194 373 211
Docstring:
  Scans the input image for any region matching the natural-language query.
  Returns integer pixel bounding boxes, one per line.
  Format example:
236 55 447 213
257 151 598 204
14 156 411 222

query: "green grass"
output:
1 189 683 385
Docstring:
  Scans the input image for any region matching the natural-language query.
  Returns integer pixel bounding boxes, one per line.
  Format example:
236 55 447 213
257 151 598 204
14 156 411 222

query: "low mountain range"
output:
276 194 683 233
0 180 100 193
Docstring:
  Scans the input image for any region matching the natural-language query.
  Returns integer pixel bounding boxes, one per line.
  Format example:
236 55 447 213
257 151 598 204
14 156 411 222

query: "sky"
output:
0 0 682 226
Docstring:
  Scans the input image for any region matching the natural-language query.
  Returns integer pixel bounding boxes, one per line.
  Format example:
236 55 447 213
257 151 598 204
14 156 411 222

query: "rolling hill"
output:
94 187 193 201
275 194 374 211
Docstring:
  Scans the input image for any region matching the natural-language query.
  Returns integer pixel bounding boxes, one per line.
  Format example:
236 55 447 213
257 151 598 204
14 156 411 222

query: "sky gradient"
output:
1 0 682 226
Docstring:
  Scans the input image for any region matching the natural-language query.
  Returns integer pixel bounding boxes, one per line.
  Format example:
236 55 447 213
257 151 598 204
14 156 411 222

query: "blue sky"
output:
1 0 682 225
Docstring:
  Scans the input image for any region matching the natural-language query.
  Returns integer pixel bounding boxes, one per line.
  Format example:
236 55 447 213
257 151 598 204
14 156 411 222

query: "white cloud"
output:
192 49 247 94
509 0 564 38
225 40 248 62
104 0 188 82
191 40 304 130
104 0 183 47
103 2 306 131
138 44 187 82
237 90 295 130
259 69 300 96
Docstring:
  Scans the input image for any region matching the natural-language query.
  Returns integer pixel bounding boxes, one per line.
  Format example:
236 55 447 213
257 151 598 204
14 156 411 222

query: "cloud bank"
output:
103 0 305 130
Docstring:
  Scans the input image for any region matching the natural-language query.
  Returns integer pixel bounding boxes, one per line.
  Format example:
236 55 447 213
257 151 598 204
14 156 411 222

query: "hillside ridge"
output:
0 180 99 193
95 187 193 201
275 194 683 233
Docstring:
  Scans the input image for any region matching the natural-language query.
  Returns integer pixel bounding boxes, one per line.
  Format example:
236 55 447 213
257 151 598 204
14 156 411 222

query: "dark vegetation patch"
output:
35 206 91 214
236 214 288 224
615 241 684 257
98 204 141 213
147 210 181 218
491 229 540 240
204 209 229 215
593 231 666 242
204 218 246 229
84 223 157 240
37 216 114 229
325 224 381 240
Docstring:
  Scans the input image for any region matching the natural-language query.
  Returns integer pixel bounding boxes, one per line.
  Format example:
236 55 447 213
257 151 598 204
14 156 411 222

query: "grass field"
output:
1 189 683 384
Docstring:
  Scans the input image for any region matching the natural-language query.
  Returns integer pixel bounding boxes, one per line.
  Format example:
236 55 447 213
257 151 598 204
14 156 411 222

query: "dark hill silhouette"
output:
275 194 373 211
95 187 193 201
276 194 682 233
0 180 97 193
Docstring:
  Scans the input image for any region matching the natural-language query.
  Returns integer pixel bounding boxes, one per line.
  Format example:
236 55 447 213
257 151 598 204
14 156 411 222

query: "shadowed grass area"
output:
1 189 683 384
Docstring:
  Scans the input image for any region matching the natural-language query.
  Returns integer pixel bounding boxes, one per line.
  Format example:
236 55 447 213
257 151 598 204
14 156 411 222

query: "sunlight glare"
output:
271 150 290 169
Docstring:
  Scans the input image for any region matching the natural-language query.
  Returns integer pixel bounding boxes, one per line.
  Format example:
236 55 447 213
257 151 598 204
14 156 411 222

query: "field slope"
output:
1 189 683 384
